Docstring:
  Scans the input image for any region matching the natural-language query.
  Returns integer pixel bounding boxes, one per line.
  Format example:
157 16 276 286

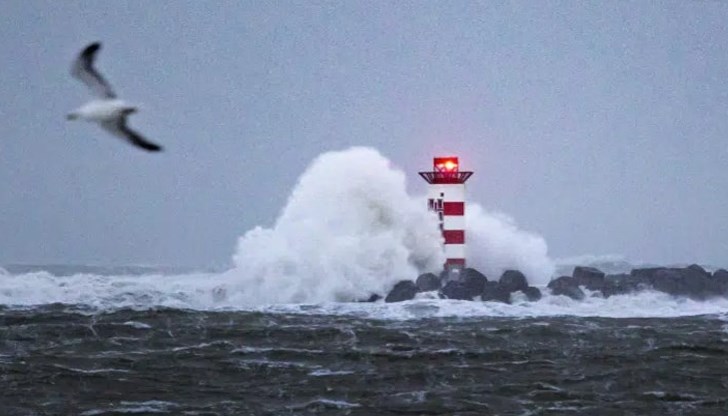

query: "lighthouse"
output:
419 157 473 274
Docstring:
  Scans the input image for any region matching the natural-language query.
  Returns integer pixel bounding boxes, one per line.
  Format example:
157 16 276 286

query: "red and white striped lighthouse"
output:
419 157 473 271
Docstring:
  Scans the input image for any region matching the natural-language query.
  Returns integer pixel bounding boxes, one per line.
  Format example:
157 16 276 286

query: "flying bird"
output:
67 42 162 152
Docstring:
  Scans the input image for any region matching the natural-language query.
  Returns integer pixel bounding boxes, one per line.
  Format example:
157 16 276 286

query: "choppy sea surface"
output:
1 266 728 415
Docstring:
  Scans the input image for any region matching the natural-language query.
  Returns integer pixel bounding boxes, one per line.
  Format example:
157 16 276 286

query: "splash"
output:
224 147 445 304
219 147 556 304
466 205 554 285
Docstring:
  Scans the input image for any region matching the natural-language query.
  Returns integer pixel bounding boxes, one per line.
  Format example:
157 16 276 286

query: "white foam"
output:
466 205 554 284
255 291 728 320
1 270 727 318
80 401 177 415
222 147 446 304
122 321 152 329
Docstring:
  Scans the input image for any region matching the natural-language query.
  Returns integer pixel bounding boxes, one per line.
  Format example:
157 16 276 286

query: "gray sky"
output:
1 1 727 267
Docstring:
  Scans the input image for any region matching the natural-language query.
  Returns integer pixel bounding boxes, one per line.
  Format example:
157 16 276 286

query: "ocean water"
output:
2 268 728 416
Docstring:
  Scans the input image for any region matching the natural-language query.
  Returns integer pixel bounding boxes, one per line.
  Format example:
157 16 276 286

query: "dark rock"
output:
649 267 725 300
572 266 606 290
462 268 488 294
361 294 381 302
547 276 585 300
440 281 472 300
630 267 664 282
626 266 726 300
601 274 642 297
482 281 511 303
385 280 417 303
687 264 710 277
712 269 728 285
416 273 441 292
499 270 529 294
462 267 488 281
522 286 542 302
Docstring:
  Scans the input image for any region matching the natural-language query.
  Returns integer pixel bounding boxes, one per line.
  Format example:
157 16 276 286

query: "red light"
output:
434 157 459 172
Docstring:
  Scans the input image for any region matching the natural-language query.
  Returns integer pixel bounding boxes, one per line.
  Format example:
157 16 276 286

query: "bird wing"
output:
101 116 163 152
71 42 117 99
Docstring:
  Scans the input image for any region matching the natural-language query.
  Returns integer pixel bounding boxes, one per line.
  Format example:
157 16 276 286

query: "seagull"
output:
67 42 162 152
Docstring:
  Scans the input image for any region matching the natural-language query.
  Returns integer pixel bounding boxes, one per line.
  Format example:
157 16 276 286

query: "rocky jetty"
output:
383 267 542 304
378 264 728 304
547 264 728 300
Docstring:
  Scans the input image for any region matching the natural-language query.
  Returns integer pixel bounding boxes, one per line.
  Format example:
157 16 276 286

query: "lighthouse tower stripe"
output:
443 202 464 215
445 258 466 267
442 230 465 244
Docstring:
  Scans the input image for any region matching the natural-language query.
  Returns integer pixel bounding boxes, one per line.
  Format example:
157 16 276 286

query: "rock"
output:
687 264 710 277
601 274 642 297
482 281 511 303
385 280 417 303
649 267 725 300
522 286 542 302
358 293 381 302
630 267 664 283
547 276 585 300
416 273 441 292
626 266 726 300
440 281 473 300
572 266 606 290
438 269 488 300
462 268 488 294
712 269 728 285
499 270 529 294
648 268 690 297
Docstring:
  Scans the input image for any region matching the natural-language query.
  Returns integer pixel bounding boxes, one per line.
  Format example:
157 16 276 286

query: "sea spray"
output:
223 146 556 304
226 147 445 304
466 204 554 285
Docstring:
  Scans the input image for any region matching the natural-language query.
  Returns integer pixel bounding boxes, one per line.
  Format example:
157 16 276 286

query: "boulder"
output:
499 270 529 294
649 267 725 300
572 266 606 290
712 269 728 285
687 264 711 277
360 294 381 302
522 286 542 302
547 276 585 300
440 281 472 300
601 274 642 297
416 273 441 292
482 281 511 304
462 268 488 294
385 280 417 303
630 267 664 283
626 266 727 299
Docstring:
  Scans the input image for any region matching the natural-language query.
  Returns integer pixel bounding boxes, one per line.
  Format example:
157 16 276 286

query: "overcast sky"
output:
1 1 727 267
